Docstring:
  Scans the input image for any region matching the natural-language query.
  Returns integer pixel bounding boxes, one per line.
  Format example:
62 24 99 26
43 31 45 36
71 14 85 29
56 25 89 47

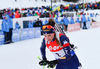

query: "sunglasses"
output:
42 25 54 30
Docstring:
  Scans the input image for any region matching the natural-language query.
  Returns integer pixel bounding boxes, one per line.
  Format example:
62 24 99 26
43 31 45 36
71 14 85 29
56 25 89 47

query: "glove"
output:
39 58 49 66
47 60 59 68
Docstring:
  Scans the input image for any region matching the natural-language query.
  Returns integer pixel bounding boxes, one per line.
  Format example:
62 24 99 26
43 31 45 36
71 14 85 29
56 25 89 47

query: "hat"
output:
42 25 55 34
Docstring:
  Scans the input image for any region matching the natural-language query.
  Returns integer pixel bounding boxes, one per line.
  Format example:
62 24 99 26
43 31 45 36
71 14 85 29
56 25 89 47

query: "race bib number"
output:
52 49 66 59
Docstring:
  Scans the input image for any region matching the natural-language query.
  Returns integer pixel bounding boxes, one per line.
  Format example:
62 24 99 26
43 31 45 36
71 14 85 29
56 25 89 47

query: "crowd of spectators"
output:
0 1 100 19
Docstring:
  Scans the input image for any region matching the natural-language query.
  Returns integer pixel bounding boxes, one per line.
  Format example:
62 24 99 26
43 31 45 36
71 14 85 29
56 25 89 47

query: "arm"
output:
58 35 72 62
40 38 46 59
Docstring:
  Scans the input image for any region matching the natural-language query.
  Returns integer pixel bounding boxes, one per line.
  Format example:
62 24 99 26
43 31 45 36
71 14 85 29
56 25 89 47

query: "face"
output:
44 33 55 42
5 17 7 20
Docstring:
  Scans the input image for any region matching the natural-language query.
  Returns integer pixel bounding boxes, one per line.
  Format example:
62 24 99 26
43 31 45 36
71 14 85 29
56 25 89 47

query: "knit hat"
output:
42 25 55 34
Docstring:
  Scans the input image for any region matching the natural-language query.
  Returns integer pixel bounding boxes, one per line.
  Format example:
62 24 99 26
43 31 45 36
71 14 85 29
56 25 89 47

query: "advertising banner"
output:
21 28 29 40
68 23 80 32
28 28 34 39
12 29 20 42
91 22 99 28
0 31 4 45
34 27 41 38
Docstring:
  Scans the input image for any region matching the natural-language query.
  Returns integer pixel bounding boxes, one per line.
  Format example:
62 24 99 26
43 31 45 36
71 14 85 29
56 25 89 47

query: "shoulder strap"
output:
55 32 60 42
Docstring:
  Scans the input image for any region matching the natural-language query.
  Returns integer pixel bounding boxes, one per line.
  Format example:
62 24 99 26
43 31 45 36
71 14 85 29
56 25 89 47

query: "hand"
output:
39 58 49 66
47 60 58 68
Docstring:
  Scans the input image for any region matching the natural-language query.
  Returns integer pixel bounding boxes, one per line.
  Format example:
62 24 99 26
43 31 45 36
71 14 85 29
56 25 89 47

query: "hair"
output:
55 33 62 46
44 18 56 27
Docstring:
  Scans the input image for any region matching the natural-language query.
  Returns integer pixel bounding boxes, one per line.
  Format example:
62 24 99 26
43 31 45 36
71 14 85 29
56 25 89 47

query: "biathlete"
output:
39 25 81 69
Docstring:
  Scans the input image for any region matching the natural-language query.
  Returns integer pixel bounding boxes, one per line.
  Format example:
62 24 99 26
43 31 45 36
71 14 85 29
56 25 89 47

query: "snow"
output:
0 27 100 69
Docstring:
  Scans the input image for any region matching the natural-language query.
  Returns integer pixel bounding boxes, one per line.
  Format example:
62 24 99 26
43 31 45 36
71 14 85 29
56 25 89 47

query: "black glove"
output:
39 58 49 66
47 60 59 68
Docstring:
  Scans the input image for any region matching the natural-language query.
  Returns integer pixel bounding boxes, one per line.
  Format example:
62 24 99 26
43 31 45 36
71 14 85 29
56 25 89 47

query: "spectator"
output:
27 12 32 17
7 12 13 43
34 18 43 28
87 17 90 22
15 10 20 18
15 21 20 29
34 18 43 35
87 17 91 29
82 14 87 29
60 19 64 30
90 13 93 17
76 18 80 23
63 17 69 31
45 19 48 24
60 19 64 24
28 21 33 28
2 16 10 44
55 17 59 24
33 20 36 26
70 17 75 24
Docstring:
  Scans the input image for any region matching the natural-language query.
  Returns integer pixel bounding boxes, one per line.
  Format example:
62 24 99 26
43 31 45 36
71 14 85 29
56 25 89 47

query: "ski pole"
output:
37 56 45 69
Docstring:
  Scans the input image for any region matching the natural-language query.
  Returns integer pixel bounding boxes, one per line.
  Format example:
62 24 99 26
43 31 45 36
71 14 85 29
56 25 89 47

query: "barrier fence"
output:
0 27 41 45
0 21 100 45
68 22 100 32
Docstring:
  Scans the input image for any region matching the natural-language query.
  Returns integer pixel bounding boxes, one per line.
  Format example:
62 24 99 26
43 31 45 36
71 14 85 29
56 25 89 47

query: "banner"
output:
0 31 4 45
21 28 29 40
12 29 20 42
68 23 80 32
34 27 41 38
99 22 100 26
28 28 34 39
91 22 99 28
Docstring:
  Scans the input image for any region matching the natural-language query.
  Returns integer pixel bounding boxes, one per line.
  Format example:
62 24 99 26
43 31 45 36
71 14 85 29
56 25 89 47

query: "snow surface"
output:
0 27 100 69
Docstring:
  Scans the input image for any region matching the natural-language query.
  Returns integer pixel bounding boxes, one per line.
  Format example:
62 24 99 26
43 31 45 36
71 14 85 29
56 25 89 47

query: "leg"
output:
56 62 68 69
4 32 7 42
66 25 68 31
84 22 87 29
9 28 13 42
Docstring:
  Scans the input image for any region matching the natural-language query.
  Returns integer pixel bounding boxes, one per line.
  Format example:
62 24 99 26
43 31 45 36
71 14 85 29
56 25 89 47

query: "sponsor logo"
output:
48 45 63 51
63 40 68 44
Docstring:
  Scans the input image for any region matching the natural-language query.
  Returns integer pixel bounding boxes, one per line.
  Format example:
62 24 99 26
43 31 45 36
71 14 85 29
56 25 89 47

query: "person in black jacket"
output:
33 18 43 27
34 18 43 35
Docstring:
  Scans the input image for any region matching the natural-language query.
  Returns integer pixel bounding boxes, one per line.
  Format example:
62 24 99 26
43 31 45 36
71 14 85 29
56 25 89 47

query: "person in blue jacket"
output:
60 19 64 30
87 17 91 29
45 19 48 24
39 25 81 69
33 20 36 27
87 17 90 22
70 17 75 24
55 17 59 24
63 17 69 31
2 16 10 44
76 18 80 23
15 21 20 29
82 14 87 29
90 13 93 17
28 21 33 28
7 12 13 43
